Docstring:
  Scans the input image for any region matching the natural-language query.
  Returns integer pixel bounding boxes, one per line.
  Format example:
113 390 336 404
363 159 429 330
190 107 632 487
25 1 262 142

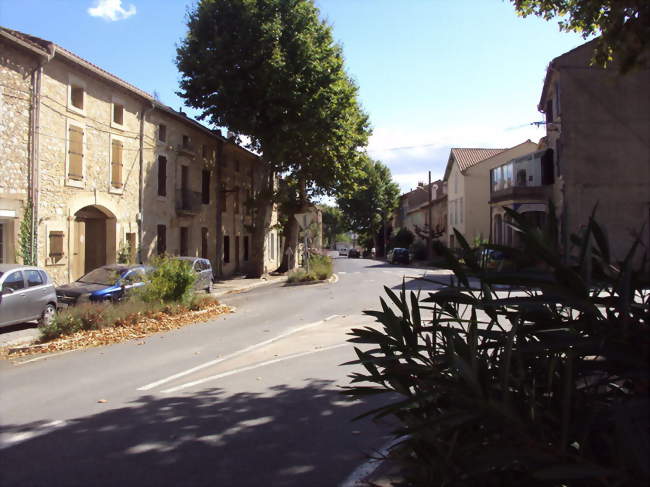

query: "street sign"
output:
294 212 315 229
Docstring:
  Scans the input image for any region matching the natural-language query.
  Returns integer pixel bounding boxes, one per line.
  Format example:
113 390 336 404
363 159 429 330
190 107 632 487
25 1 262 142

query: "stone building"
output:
394 180 447 246
0 27 280 283
538 40 650 261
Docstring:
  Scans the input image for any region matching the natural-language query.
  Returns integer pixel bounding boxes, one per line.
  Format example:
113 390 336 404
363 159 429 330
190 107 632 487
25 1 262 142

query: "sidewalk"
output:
210 274 288 298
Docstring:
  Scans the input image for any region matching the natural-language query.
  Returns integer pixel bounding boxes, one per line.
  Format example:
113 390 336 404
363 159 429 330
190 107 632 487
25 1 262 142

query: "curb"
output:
211 276 288 297
284 273 338 287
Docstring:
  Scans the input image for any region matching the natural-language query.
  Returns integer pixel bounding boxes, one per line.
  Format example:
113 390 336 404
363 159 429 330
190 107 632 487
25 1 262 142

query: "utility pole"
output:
427 170 433 261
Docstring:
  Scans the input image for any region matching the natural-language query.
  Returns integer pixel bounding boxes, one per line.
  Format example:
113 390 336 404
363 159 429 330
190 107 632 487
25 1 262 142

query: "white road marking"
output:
161 343 349 394
339 271 347 274
325 315 338 321
137 316 340 391
339 437 404 487
14 350 74 365
0 420 68 450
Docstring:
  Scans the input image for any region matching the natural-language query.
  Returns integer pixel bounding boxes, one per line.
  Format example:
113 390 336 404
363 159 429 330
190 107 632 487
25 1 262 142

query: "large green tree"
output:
511 0 649 71
176 0 369 276
337 156 400 257
320 204 347 249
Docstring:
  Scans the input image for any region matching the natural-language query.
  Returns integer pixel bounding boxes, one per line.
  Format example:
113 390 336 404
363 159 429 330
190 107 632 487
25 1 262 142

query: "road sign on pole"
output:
294 212 315 230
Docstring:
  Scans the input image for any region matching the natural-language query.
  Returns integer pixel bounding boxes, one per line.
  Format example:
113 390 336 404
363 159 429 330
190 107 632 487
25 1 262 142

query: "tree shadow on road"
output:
0 379 393 487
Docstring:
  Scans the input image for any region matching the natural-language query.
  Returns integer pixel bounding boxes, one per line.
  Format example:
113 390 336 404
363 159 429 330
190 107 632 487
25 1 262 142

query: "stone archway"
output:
72 205 117 280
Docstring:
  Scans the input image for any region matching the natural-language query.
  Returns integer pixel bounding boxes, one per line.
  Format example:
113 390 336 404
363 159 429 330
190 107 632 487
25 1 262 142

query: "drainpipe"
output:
139 100 156 264
30 43 54 266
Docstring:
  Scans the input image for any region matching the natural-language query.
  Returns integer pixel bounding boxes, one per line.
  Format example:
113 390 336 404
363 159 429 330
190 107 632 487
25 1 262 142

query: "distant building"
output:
443 141 538 247
538 40 650 260
394 180 447 246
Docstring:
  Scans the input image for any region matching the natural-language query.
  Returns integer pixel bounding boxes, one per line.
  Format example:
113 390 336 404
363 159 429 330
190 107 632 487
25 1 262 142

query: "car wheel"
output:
38 303 56 327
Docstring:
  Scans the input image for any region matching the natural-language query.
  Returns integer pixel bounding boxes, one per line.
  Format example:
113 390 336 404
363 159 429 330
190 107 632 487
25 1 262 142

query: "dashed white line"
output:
137 316 340 391
161 343 349 394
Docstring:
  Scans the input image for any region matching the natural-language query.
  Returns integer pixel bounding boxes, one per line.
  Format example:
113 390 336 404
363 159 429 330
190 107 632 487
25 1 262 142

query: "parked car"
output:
56 264 151 306
362 249 374 258
387 247 410 265
338 248 348 256
348 249 360 258
174 257 213 293
0 264 57 328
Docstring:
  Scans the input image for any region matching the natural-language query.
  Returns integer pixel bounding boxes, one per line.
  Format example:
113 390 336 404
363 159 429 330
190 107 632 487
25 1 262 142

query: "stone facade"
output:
539 40 650 261
0 37 40 265
0 28 280 283
394 181 447 247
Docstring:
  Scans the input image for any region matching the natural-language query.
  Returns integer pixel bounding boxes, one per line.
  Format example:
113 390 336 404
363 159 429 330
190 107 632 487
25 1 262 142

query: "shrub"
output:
392 227 415 249
138 255 196 304
343 206 649 486
409 240 427 261
287 254 333 283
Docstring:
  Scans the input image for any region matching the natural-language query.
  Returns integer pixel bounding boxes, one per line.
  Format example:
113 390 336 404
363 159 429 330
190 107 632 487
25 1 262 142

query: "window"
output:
111 139 123 188
270 232 275 259
202 145 208 158
201 227 208 259
223 235 230 263
157 156 167 196
157 225 166 255
113 103 124 125
2 271 24 292
234 188 240 214
202 170 210 204
26 270 44 287
459 197 463 224
158 124 167 142
180 227 189 256
545 99 554 123
182 135 190 148
243 235 249 261
49 231 64 262
68 125 84 181
235 159 240 172
70 85 84 110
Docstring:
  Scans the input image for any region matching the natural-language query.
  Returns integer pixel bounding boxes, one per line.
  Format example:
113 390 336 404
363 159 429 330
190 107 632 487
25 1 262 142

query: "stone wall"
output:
0 41 37 263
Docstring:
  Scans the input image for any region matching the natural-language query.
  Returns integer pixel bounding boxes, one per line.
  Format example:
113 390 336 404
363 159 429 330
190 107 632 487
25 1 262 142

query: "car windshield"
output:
78 267 123 285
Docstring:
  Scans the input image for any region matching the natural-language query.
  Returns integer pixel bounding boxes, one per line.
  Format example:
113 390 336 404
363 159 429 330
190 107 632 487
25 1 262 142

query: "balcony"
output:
176 142 196 157
175 189 202 216
490 149 554 204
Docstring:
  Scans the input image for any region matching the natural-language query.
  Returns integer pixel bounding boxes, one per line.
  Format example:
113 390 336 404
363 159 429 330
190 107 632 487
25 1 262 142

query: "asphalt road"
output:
0 256 451 486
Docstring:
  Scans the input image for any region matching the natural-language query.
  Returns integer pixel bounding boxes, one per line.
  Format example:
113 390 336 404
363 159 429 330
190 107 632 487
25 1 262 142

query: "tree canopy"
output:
176 0 370 187
511 0 649 71
337 156 400 247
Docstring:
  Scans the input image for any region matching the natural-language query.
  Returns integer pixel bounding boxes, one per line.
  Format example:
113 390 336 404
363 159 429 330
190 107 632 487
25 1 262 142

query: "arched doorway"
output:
72 205 116 280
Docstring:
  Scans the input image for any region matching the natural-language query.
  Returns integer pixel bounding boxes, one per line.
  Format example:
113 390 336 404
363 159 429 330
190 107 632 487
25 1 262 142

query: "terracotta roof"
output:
450 148 506 172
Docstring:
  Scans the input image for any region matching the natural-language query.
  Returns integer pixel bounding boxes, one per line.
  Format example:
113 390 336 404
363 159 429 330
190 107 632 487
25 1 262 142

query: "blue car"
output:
56 264 151 306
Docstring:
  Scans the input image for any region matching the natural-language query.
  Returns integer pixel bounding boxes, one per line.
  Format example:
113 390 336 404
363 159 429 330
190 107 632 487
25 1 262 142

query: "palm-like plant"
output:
343 205 649 486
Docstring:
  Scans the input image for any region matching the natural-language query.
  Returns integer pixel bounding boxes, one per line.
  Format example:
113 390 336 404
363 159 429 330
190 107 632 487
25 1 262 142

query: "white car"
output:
338 248 348 256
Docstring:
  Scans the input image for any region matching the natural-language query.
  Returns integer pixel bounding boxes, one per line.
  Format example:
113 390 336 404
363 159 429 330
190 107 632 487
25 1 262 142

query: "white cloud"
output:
88 0 136 21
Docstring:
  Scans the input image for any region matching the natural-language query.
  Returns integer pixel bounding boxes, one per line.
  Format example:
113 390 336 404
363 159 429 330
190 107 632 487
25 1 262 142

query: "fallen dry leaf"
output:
1 303 234 360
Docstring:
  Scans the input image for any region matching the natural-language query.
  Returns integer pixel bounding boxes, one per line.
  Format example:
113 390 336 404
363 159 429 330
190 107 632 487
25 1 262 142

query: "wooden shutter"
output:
202 170 210 204
68 126 84 180
158 156 167 196
49 231 64 261
111 140 123 188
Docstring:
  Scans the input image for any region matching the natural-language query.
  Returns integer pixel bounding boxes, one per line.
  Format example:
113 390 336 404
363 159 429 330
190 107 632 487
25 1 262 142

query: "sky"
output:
1 0 590 192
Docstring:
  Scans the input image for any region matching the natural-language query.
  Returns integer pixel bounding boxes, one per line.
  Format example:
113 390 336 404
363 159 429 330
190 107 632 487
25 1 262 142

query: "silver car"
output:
0 264 57 328
175 257 213 293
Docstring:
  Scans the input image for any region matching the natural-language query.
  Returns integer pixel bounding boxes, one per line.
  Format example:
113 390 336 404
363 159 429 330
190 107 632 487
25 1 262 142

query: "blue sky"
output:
1 0 590 192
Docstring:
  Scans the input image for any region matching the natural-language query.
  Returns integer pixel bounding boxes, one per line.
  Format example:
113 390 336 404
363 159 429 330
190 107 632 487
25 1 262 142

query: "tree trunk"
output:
249 165 273 278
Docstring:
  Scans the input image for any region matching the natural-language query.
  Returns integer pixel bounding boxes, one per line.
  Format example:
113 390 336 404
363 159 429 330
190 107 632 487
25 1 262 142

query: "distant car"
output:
387 248 410 265
479 249 506 270
0 264 57 328
56 264 151 306
174 257 213 293
338 248 348 256
348 249 360 258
